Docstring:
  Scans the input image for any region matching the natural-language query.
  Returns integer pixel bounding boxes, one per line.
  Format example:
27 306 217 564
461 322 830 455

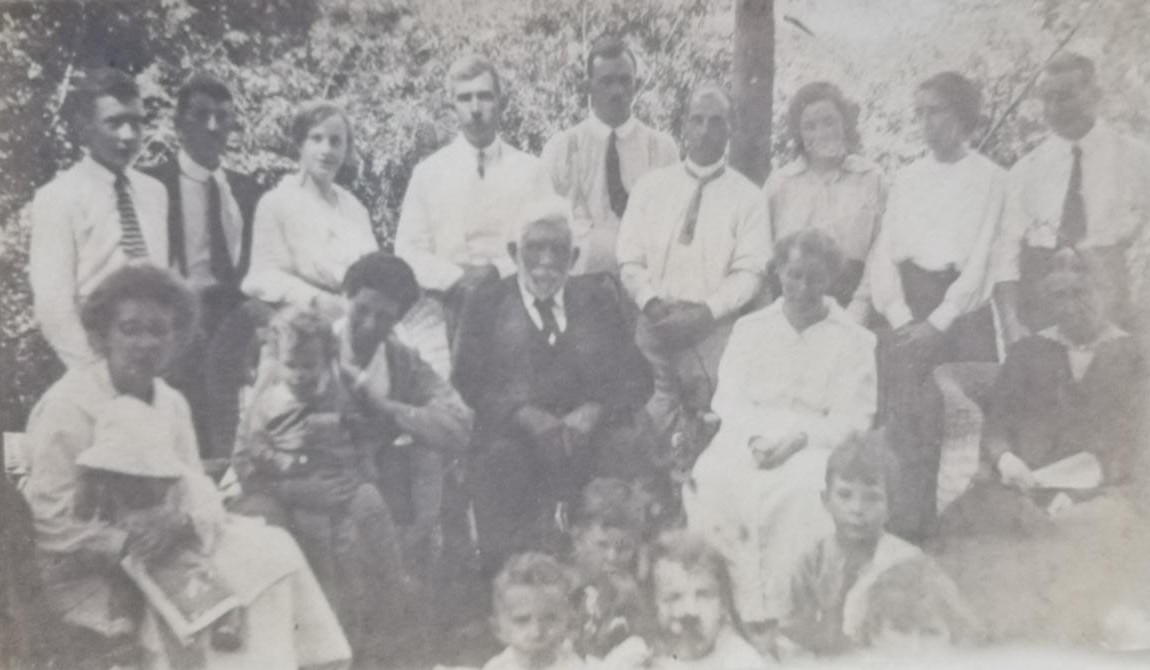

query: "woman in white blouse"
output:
242 100 378 317
685 229 877 629
857 71 1007 540
765 81 886 307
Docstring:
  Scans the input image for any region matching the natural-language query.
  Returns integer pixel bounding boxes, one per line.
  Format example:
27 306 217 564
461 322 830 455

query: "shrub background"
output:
1 0 1148 431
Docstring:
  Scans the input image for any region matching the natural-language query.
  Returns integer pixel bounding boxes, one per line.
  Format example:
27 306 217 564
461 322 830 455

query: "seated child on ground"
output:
483 552 582 670
568 478 656 658
230 306 412 647
75 395 242 651
779 430 922 657
856 557 981 658
603 530 769 669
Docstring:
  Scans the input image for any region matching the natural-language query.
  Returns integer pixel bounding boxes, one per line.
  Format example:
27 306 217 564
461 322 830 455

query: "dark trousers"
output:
881 263 997 540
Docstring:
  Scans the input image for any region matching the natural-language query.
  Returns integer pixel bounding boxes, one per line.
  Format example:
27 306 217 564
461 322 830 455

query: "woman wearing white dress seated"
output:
24 265 350 669
685 229 878 629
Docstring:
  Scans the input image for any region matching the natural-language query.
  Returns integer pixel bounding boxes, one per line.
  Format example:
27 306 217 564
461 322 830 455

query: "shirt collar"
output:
1039 322 1126 350
588 111 638 141
778 153 874 178
684 157 726 180
516 274 566 314
178 149 224 183
454 134 503 161
1048 120 1107 154
78 153 121 185
766 296 850 336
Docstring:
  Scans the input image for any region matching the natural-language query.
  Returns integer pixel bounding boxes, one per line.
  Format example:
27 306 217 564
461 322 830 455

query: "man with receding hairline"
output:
541 35 679 274
616 84 769 435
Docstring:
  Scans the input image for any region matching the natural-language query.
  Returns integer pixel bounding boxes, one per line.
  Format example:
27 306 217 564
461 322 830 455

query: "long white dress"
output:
685 298 877 623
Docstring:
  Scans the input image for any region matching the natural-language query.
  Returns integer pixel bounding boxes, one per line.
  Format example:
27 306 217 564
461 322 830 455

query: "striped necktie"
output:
113 172 149 258
679 164 726 245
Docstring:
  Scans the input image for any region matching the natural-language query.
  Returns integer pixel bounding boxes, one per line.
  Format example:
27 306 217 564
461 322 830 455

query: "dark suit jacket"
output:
453 274 652 444
144 157 262 285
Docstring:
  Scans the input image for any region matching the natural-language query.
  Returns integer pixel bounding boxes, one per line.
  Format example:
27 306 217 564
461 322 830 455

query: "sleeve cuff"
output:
704 296 732 321
927 302 960 333
635 285 659 312
884 302 914 330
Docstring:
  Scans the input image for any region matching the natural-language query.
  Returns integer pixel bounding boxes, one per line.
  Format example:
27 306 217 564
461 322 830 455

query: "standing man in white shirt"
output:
29 67 169 370
616 84 770 435
541 35 680 275
395 54 551 340
995 52 1150 347
144 73 263 458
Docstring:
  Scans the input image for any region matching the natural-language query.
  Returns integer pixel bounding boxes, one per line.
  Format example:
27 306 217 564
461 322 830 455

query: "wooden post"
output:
731 0 774 186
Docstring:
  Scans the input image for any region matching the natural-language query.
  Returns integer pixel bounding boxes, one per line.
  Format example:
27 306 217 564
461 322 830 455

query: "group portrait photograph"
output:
1 0 1149 667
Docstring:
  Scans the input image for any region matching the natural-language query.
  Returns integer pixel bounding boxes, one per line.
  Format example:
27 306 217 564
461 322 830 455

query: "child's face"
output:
869 616 952 656
822 475 889 544
572 522 639 578
652 561 726 661
278 338 330 400
492 584 571 664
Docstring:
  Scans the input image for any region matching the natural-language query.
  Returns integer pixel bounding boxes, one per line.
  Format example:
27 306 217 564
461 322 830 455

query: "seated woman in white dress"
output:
686 229 877 630
24 265 350 669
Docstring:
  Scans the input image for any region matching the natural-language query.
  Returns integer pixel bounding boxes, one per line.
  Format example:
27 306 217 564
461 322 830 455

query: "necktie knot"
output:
679 164 726 245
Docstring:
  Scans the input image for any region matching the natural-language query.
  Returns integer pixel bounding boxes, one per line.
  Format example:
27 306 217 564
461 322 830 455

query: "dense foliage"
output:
1 0 1147 430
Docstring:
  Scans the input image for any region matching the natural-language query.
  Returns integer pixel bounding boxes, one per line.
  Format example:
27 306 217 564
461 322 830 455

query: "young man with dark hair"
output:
541 35 679 274
29 67 170 369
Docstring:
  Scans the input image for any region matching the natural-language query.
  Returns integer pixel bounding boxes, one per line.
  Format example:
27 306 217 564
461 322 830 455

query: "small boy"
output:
568 478 655 659
779 431 922 657
231 306 412 652
484 552 582 670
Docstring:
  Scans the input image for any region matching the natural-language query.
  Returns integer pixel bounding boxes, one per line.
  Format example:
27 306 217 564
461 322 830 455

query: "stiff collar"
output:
516 274 566 315
775 153 876 178
178 149 225 184
453 133 504 161
1046 120 1108 156
764 295 853 337
1039 322 1127 351
77 153 123 185
684 157 726 180
587 111 638 141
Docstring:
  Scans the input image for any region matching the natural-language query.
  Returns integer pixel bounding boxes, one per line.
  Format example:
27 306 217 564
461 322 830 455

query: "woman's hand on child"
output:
749 432 808 470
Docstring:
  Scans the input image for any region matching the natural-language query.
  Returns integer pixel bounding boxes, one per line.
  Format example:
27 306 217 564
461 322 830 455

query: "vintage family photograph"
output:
1 0 1149 667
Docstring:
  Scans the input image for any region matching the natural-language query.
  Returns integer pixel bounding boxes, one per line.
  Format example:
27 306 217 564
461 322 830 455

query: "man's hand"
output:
998 452 1036 491
650 302 715 349
562 403 604 453
749 432 808 470
273 471 361 511
894 320 944 354
122 508 192 564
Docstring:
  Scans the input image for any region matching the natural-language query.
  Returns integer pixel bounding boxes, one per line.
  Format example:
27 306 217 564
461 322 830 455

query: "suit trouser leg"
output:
636 319 732 436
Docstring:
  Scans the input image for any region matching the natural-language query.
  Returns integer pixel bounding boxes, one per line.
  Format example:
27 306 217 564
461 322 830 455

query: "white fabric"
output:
839 535 923 643
28 155 170 368
242 173 377 307
997 123 1150 284
481 644 586 670
396 135 552 291
516 276 568 339
542 114 679 274
647 629 770 670
686 299 876 622
616 161 769 320
858 151 1007 332
176 150 243 290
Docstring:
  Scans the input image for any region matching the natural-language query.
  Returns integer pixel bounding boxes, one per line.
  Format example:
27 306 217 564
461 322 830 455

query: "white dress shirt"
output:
997 122 1150 284
516 277 568 345
28 155 169 368
764 154 886 263
861 151 1007 331
242 174 378 307
177 150 244 290
616 159 770 320
395 135 551 292
541 114 680 274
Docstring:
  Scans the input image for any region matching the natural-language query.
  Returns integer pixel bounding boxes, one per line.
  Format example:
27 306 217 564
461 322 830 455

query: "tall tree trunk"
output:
731 0 774 186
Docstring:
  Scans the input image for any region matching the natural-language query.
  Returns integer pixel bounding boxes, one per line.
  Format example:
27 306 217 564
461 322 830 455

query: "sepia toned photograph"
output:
1 0 1149 667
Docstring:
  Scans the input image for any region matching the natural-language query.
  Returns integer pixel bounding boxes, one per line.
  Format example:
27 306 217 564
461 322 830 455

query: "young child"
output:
780 430 922 657
568 478 655 659
231 305 412 655
856 557 981 657
74 395 242 652
484 552 582 670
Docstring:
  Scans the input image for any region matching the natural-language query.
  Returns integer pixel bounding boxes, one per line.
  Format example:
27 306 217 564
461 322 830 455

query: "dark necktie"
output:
679 164 727 245
534 297 560 345
1058 144 1086 248
606 130 627 218
477 149 486 179
113 173 148 258
206 175 236 285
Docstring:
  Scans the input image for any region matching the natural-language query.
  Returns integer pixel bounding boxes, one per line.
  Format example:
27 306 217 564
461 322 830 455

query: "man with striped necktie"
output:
29 67 169 370
616 84 769 435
